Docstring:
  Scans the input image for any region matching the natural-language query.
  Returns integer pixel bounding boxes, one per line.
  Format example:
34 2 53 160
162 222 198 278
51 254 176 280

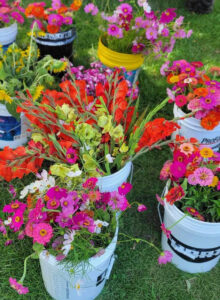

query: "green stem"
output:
167 214 188 230
19 254 32 284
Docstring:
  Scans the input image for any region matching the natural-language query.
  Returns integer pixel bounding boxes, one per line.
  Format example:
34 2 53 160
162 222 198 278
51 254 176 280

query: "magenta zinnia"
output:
9 277 29 295
33 223 53 245
158 251 173 264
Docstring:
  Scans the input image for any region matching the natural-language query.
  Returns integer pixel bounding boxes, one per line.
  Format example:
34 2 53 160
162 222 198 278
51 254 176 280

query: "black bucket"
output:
35 28 76 61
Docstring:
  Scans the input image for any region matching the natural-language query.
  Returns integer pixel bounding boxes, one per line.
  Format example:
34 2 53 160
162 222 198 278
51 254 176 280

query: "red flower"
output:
165 186 185 205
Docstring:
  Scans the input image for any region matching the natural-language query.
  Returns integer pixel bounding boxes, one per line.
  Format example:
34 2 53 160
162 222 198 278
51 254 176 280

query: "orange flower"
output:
193 87 208 97
25 5 34 17
47 24 60 34
201 111 220 130
32 6 45 18
58 6 68 14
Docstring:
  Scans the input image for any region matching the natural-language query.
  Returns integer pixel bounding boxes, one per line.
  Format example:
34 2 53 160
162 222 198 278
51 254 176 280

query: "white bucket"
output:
39 225 118 300
0 23 17 50
0 104 28 148
161 197 220 273
173 104 220 150
97 161 132 192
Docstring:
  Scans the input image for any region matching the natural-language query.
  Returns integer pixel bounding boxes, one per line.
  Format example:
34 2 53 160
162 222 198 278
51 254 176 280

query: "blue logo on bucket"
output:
0 116 21 141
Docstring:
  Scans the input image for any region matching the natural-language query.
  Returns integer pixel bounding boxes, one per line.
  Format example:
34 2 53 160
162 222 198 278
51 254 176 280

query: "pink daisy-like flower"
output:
107 24 120 37
52 0 61 10
179 143 194 155
31 19 44 30
108 191 129 211
118 182 132 195
217 181 220 191
158 251 173 264
194 167 214 186
195 110 207 119
25 221 34 237
175 95 187 107
46 186 68 201
3 200 26 214
47 198 60 210
9 277 29 295
55 212 72 228
170 161 186 179
63 17 73 25
137 204 147 212
10 212 24 232
33 223 53 245
187 98 202 111
118 3 133 15
11 11 24 24
160 160 172 180
48 14 63 26
160 8 176 23
173 150 188 165
5 239 13 246
9 185 16 198
82 177 98 190
88 190 101 202
0 13 10 23
200 95 217 110
161 223 171 238
66 148 78 164
146 27 158 40
187 173 198 185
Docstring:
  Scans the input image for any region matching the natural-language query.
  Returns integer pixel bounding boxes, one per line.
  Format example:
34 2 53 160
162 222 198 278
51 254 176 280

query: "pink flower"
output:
160 8 176 23
170 161 186 179
156 194 164 206
187 98 201 111
84 3 98 15
175 95 187 107
118 182 132 195
161 223 171 238
174 16 184 28
0 13 10 23
33 223 53 245
11 11 24 24
88 190 101 202
137 204 147 212
187 174 198 185
179 143 194 155
174 29 186 39
46 186 68 201
146 27 158 40
132 43 145 53
186 207 205 221
9 277 29 295
186 29 193 38
200 95 217 110
82 177 98 189
72 212 95 233
161 27 169 37
160 61 170 76
52 0 61 10
10 211 24 232
158 251 173 264
55 213 71 228
48 14 63 26
108 191 129 211
31 19 44 30
25 221 34 237
3 200 26 214
63 17 73 25
9 185 16 198
118 3 133 15
66 148 78 164
56 254 66 261
194 167 214 186
160 160 172 180
217 181 220 191
107 24 121 37
5 239 13 246
47 198 60 210
173 150 188 165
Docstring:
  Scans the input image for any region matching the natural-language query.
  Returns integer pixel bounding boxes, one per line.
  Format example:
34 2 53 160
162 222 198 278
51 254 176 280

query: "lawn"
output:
0 0 220 299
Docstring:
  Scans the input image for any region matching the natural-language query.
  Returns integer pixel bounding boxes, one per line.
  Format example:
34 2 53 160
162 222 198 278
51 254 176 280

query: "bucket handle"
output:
0 123 21 134
157 185 167 224
105 254 117 280
129 162 134 184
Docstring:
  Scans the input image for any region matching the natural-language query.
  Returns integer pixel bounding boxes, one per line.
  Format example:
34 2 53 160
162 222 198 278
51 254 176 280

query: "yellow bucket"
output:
98 37 144 71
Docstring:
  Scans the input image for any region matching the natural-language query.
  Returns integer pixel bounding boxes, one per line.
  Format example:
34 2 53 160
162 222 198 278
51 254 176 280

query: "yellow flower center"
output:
40 229 47 236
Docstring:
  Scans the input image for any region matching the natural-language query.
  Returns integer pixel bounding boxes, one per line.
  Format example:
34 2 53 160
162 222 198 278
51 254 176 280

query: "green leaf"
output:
33 243 44 255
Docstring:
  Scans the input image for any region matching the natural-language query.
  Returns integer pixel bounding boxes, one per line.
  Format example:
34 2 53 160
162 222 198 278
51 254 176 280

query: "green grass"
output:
1 0 220 299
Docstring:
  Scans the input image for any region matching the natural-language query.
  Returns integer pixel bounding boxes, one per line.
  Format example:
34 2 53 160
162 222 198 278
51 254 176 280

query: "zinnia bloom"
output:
158 251 173 264
200 147 214 158
165 185 185 205
118 182 132 195
9 278 29 295
186 207 204 221
33 223 53 245
170 161 186 179
194 167 214 186
82 177 98 189
66 148 78 164
179 143 194 155
187 173 198 185
137 204 147 212
160 8 176 23
161 223 171 238
175 95 187 107
200 95 217 110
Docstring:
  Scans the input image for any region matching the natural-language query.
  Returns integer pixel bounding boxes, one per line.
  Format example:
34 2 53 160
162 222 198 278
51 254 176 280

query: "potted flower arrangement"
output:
0 69 180 190
0 0 24 50
84 1 192 83
0 41 67 148
161 59 220 150
24 0 82 59
157 136 220 273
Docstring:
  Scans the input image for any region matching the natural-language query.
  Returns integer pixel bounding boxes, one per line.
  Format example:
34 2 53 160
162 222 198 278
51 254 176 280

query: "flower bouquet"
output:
25 0 83 59
161 59 220 148
0 0 24 50
0 68 180 181
157 136 220 273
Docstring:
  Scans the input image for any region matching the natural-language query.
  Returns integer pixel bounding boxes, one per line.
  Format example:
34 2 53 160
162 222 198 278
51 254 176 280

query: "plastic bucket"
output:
98 37 144 84
173 104 220 150
0 104 28 148
160 186 220 273
0 23 17 51
35 28 76 60
39 225 118 300
97 162 132 192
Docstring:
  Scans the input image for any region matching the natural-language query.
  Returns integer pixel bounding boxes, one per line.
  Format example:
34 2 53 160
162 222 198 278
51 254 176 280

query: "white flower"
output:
79 200 90 211
94 220 109 234
63 230 76 245
61 244 72 256
184 78 193 84
143 2 151 13
36 169 48 180
4 217 12 225
106 154 115 163
67 170 82 178
75 280 83 296
158 24 164 34
19 186 29 199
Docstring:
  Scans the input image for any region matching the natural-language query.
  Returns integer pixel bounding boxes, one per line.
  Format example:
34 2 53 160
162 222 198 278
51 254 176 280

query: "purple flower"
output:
174 29 186 39
47 198 60 210
160 8 176 23
194 167 214 186
161 27 169 37
200 95 217 110
118 3 133 15
84 3 99 15
160 61 170 76
137 204 147 212
55 212 71 228
187 174 198 186
107 24 122 38
66 148 78 164
5 239 13 246
108 191 129 211
48 14 63 26
63 17 73 25
46 187 68 201
170 161 186 179
10 12 24 24
0 13 10 23
146 27 158 40
52 0 61 10
158 251 173 264
186 29 193 38
174 16 184 28
118 182 132 195
9 185 16 198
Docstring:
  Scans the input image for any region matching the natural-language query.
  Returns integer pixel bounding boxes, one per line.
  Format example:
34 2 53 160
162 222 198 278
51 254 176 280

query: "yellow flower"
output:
27 31 36 37
209 176 219 187
169 75 179 83
38 31 46 37
200 147 213 158
120 143 129 153
52 61 67 73
0 90 12 103
33 85 44 101
74 0 82 7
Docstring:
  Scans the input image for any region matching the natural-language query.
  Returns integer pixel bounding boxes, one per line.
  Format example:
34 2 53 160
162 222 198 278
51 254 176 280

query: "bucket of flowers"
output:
84 1 192 83
0 40 67 149
160 59 220 150
157 136 220 273
24 0 82 60
0 0 24 51
0 67 180 191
